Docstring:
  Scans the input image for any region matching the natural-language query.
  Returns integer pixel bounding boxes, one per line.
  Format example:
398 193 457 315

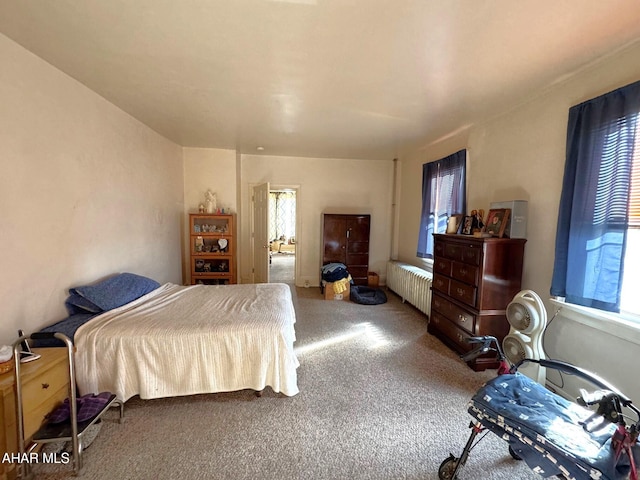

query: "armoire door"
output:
322 215 347 264
345 215 370 285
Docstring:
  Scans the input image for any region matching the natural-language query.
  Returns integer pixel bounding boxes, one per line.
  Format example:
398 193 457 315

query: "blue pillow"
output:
65 292 103 315
69 273 160 311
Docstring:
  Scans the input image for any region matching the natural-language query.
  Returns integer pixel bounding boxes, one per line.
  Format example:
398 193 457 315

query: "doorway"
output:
268 189 296 285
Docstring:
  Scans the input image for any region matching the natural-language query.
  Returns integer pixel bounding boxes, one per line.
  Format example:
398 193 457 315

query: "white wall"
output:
395 41 640 398
0 34 184 346
182 147 237 283
239 154 394 287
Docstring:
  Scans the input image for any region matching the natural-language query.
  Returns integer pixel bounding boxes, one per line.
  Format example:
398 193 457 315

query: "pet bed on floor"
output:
350 286 387 305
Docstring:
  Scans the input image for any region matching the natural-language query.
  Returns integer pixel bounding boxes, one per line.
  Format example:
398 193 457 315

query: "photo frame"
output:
485 208 510 238
460 215 474 235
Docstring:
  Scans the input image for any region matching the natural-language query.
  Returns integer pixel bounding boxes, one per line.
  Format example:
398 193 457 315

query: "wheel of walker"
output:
508 445 522 460
438 455 460 480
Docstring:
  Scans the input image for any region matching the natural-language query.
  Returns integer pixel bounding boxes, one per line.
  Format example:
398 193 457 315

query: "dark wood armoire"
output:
321 214 371 285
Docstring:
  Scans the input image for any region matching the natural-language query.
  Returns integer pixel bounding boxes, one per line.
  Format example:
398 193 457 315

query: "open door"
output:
252 182 270 283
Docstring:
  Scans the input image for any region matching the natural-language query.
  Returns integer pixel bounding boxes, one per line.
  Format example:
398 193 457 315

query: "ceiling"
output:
2 0 640 160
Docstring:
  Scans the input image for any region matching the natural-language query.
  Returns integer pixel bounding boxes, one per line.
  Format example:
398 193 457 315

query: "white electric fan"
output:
502 290 548 385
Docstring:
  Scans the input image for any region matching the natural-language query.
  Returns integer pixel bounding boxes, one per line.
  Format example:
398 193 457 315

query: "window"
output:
416 149 466 259
551 80 640 316
620 124 640 314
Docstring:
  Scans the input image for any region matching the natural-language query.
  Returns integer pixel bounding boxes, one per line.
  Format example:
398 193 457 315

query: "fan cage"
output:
506 302 531 331
503 334 532 363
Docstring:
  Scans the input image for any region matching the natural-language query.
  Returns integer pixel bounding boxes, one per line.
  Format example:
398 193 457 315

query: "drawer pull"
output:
457 333 464 342
456 288 465 296
458 314 467 323
42 383 50 389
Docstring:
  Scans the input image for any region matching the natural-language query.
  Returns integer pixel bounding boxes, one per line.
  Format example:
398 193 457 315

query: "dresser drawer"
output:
431 293 453 317
432 274 450 296
434 240 447 259
451 261 478 285
460 243 482 265
431 294 476 334
444 242 463 261
448 301 476 333
433 257 452 276
444 241 483 265
430 311 473 354
449 279 477 307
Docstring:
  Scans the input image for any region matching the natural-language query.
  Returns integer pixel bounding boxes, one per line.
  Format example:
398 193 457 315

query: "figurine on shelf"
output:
195 236 204 252
205 190 217 214
198 203 205 213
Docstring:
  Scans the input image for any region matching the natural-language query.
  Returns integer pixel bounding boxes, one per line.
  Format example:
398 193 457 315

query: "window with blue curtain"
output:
416 149 467 259
551 80 640 314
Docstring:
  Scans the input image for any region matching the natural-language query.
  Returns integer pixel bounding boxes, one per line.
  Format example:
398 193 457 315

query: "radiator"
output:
386 261 433 317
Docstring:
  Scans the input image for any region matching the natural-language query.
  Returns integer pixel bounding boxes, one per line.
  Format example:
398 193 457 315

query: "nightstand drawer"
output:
28 365 68 436
21 357 68 411
0 347 70 466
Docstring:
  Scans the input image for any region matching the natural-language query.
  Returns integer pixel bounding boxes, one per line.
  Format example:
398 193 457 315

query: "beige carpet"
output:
269 253 295 284
32 285 541 480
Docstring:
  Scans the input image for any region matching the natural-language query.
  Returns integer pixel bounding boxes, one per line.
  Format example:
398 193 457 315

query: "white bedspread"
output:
74 283 299 401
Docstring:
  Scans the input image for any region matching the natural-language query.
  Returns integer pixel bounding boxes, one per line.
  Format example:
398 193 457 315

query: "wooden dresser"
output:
428 234 526 371
0 348 69 480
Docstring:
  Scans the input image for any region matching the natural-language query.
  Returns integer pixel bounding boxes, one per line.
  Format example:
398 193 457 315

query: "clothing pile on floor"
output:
321 263 352 294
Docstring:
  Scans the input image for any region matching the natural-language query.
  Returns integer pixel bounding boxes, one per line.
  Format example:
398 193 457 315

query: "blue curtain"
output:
551 80 640 312
417 149 466 259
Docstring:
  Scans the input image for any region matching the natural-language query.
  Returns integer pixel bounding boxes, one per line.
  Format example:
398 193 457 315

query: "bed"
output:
37 273 299 402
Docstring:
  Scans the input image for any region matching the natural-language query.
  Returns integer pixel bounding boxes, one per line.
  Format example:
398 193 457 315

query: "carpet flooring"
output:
31 282 541 480
269 253 295 284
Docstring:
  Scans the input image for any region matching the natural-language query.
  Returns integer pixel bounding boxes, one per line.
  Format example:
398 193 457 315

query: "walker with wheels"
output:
438 336 640 480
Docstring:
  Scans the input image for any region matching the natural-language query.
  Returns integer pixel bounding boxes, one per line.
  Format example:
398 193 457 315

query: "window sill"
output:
549 298 640 344
415 257 433 273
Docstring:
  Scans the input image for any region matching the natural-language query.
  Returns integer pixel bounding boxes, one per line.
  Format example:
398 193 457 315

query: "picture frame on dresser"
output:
460 216 474 235
485 208 510 238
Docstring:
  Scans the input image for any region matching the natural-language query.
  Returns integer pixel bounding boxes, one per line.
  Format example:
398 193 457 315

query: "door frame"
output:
250 183 301 285
269 184 300 286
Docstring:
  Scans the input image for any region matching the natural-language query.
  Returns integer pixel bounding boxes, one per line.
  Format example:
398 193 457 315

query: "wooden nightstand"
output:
0 348 69 480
